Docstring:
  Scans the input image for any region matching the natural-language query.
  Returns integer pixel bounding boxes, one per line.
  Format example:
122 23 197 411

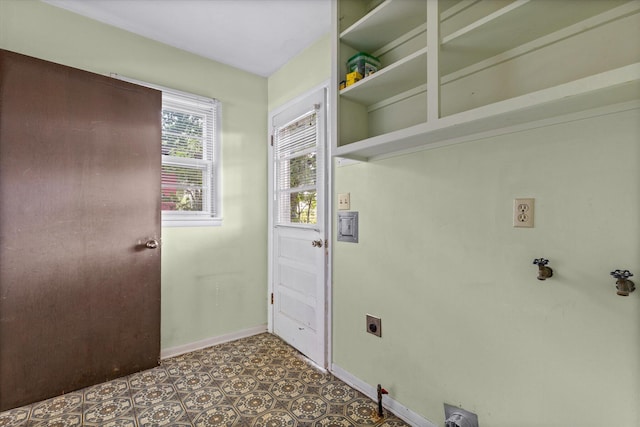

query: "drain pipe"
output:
377 384 389 417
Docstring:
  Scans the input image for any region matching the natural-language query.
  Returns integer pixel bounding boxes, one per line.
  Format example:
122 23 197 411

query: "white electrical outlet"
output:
513 198 534 228
338 193 350 210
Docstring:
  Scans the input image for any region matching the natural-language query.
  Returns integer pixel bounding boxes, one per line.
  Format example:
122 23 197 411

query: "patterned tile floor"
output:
0 333 409 426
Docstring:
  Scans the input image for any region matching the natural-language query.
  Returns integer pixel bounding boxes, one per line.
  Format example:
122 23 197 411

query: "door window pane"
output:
274 111 318 225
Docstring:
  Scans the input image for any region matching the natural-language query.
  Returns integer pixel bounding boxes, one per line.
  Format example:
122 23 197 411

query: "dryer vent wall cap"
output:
444 403 479 427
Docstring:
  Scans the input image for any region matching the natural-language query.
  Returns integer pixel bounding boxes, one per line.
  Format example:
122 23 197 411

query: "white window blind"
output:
110 74 221 227
161 93 218 217
274 109 319 225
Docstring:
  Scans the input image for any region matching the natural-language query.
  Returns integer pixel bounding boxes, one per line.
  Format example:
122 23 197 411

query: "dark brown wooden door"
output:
0 50 161 411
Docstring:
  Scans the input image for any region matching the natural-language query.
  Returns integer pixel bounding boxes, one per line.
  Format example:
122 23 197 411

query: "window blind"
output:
161 93 217 216
274 110 319 225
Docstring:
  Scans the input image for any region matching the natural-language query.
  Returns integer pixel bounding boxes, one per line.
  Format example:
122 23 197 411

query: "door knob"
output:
145 239 159 249
311 239 323 248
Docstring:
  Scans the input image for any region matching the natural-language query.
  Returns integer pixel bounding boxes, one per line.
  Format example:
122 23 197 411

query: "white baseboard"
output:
330 364 437 427
160 324 268 360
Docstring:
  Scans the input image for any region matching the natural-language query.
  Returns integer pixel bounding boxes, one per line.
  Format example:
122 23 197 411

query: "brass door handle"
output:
312 239 323 248
145 239 159 249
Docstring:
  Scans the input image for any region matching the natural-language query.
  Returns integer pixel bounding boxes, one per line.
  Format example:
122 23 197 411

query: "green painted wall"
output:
268 34 330 111
334 109 640 426
269 25 639 426
0 0 268 349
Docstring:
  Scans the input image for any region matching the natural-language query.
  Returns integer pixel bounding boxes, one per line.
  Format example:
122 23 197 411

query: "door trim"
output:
267 81 332 368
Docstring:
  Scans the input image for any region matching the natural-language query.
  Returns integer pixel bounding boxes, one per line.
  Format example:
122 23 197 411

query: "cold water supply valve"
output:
610 269 635 296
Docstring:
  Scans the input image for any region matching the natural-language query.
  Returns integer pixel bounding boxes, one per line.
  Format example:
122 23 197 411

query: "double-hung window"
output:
161 91 221 226
112 75 222 227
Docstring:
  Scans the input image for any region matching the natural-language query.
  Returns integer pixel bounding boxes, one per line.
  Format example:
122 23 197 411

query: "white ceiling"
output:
43 0 332 77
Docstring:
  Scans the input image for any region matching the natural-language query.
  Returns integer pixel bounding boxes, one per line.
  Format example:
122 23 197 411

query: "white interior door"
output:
269 87 327 367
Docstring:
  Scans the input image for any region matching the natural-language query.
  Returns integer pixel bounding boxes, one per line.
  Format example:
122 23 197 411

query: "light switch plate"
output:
338 193 350 210
337 211 358 243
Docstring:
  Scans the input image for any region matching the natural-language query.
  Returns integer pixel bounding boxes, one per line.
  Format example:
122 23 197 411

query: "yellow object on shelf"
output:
345 71 362 87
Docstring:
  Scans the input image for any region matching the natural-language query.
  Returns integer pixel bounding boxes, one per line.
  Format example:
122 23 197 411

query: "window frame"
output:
111 74 222 227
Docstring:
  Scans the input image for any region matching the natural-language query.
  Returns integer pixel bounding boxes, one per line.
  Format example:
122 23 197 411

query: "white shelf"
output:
339 47 428 106
333 0 639 161
335 64 640 161
440 0 631 74
340 0 427 52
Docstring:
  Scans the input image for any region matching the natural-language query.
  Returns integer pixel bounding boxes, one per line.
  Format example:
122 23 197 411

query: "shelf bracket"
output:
427 0 441 122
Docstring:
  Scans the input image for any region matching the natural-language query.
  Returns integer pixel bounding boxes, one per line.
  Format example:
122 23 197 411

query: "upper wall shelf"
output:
332 0 640 161
340 0 427 51
441 0 633 74
339 47 427 106
334 64 640 161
